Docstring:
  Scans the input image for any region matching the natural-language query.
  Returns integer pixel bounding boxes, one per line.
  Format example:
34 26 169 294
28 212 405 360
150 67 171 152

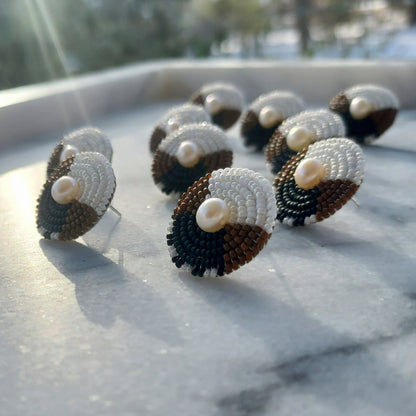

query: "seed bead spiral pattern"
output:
167 168 276 277
37 152 116 240
329 84 399 143
190 82 244 130
152 123 233 196
274 138 364 226
149 104 210 153
241 91 305 151
47 127 112 177
265 109 346 175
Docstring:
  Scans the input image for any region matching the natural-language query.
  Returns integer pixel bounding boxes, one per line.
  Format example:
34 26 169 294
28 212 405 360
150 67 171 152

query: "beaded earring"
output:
37 152 117 240
167 167 276 277
46 127 113 177
329 84 399 143
274 138 364 226
265 109 346 175
189 82 244 130
240 90 305 151
152 123 233 197
149 103 211 153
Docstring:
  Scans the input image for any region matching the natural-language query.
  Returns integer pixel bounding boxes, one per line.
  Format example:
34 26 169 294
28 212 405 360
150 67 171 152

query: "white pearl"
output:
204 93 222 115
196 198 230 233
286 126 314 152
350 96 373 120
176 140 200 168
51 175 80 204
294 158 326 190
59 145 79 162
166 117 180 133
258 105 283 128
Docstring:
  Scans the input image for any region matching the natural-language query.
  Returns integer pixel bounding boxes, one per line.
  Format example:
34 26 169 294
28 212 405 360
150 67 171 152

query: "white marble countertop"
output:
1 97 416 415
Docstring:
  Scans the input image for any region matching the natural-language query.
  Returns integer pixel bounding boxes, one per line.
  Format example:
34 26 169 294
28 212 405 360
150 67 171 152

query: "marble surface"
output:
1 102 416 416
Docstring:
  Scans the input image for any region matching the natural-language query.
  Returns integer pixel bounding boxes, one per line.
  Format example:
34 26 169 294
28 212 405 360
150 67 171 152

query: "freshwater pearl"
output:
286 126 313 152
176 140 200 168
51 175 80 204
60 145 79 162
196 198 230 233
166 117 180 133
350 96 372 120
294 158 326 190
258 105 283 128
204 94 222 115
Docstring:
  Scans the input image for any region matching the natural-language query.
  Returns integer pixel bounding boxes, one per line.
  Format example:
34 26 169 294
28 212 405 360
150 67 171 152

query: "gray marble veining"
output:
1 103 416 416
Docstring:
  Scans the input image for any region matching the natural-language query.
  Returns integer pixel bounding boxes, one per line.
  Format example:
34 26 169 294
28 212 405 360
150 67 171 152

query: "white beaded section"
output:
250 90 305 120
157 104 210 131
303 138 365 185
62 127 113 162
158 123 231 157
199 82 244 110
207 167 276 234
279 109 346 143
344 84 399 110
68 152 116 216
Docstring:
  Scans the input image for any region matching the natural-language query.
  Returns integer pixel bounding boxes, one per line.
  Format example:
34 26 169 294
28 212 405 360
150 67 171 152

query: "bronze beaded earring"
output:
149 103 210 153
46 127 113 177
167 167 276 277
274 138 365 226
152 123 233 197
329 84 399 144
37 152 117 240
265 109 346 176
189 82 244 130
240 90 305 151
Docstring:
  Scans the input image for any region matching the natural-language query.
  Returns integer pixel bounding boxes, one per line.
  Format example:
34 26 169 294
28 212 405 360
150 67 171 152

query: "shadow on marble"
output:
39 239 182 345
81 217 160 261
177 273 416 415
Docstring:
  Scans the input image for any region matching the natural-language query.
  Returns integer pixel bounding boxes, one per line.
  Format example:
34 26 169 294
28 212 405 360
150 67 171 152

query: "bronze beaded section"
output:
46 143 64 177
222 223 270 275
212 108 241 130
329 93 349 113
371 108 398 137
315 180 359 222
173 174 212 217
58 201 99 240
190 92 204 106
152 153 176 184
265 130 296 174
152 149 233 195
149 126 167 153
241 110 259 136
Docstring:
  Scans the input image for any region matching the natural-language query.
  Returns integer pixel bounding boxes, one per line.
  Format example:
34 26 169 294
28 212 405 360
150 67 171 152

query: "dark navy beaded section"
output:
240 110 277 151
330 94 398 143
168 211 227 277
275 177 320 226
156 159 212 196
37 161 74 238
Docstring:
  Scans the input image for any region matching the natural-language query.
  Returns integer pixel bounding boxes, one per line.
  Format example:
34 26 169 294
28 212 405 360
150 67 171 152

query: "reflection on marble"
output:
0 104 416 416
